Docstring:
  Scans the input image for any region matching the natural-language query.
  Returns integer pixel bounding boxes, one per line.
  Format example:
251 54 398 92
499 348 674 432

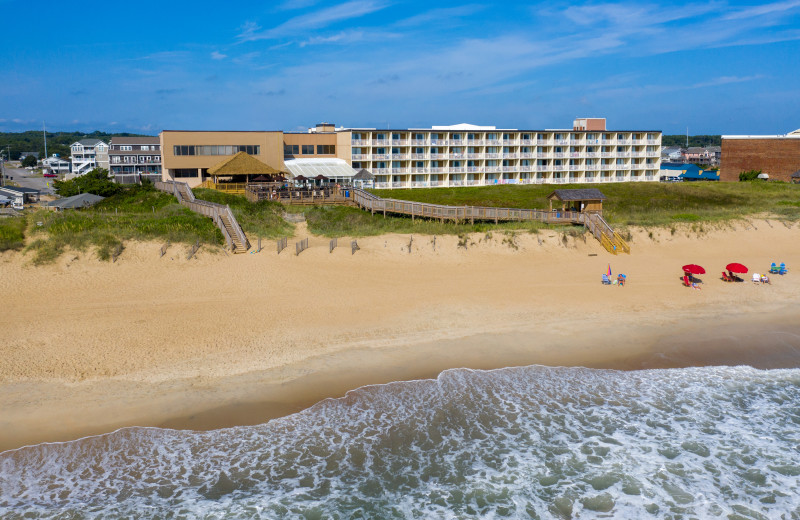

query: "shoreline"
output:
1 220 799 451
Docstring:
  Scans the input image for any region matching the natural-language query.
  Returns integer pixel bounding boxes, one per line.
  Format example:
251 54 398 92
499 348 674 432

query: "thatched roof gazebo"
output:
792 170 800 184
207 152 283 183
547 188 606 213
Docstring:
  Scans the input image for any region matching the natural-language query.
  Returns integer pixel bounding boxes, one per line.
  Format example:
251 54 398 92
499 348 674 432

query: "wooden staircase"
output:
584 212 630 255
155 180 250 254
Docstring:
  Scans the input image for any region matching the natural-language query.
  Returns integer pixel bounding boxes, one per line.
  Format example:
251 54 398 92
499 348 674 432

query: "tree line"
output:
661 135 721 148
0 130 150 161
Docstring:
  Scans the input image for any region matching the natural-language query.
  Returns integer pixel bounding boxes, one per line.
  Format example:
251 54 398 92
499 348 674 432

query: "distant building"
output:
683 147 714 165
108 136 162 184
720 129 800 182
19 151 40 161
661 146 684 163
42 155 70 176
0 186 40 209
70 139 109 175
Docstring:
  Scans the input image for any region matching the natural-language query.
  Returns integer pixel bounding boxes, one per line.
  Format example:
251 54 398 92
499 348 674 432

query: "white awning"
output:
283 158 357 180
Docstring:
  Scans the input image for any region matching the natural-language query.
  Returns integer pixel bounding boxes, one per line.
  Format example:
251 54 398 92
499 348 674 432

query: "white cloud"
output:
238 0 389 41
211 51 228 60
724 0 800 20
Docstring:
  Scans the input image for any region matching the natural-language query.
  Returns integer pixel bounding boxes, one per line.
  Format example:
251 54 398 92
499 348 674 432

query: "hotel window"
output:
452 161 462 167
121 145 132 151
467 160 476 167
522 159 530 166
392 148 401 155
415 161 423 168
376 133 386 140
468 133 476 140
431 161 439 167
392 161 401 168
617 134 625 140
141 146 150 151
430 147 438 154
392 133 402 140
452 133 461 140
487 133 497 140
502 160 511 166
376 148 387 155
487 147 499 154
414 133 424 140
302 145 314 154
414 147 424 154
284 144 299 155
317 145 335 154
522 134 531 140
352 133 361 141
502 133 510 140
537 133 545 140
376 162 386 168
172 168 197 178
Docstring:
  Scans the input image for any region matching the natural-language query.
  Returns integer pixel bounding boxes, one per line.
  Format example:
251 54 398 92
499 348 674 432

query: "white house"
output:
70 139 109 175
42 155 71 175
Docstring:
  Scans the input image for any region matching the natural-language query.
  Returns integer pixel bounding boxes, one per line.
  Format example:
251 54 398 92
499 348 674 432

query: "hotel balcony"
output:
373 168 391 174
372 154 390 160
431 139 448 146
617 140 632 145
449 153 466 159
464 179 482 186
601 139 615 145
449 167 466 173
553 178 568 184
485 153 501 159
555 139 569 145
502 166 516 172
632 139 645 145
372 139 390 146
568 165 583 171
600 164 614 170
520 165 533 172
534 166 549 171
585 152 600 158
631 152 645 158
486 139 502 145
351 139 369 146
647 139 660 145
411 139 427 146
392 154 409 159
467 139 485 145
485 166 501 172
586 164 600 170
467 153 482 159
521 139 533 145
351 154 370 160
411 167 428 173
601 152 615 158
375 182 391 188
467 167 481 173
411 153 426 160
449 180 464 186
392 181 407 188
569 152 581 157
391 139 409 145
617 152 631 157
450 140 464 146
646 151 660 157
554 152 567 158
520 153 534 159
430 180 445 186
411 181 428 187
502 153 518 158
502 140 517 146
536 153 549 158
392 168 408 174
430 167 445 173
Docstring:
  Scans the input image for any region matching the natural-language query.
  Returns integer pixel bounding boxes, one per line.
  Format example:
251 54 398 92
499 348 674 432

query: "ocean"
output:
1 365 799 518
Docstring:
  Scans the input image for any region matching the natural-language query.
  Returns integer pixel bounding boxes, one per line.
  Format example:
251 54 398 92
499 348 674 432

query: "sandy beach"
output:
1 219 799 452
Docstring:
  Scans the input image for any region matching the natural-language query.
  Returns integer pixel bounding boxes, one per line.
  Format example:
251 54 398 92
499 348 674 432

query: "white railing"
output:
392 154 409 159
467 154 482 159
411 140 427 146
486 140 502 145
555 139 569 145
411 167 428 173
392 168 407 174
351 139 369 146
373 168 390 174
411 181 428 187
431 139 448 146
449 153 466 159
430 153 446 159
376 182 391 188
502 166 516 172
449 167 465 173
502 153 518 158
372 140 389 146
450 140 464 146
372 154 390 160
554 152 566 158
467 139 485 145
430 180 444 186
430 167 445 173
485 166 501 172
392 140 409 145
351 154 370 160
467 167 481 173
485 153 501 159
392 182 407 188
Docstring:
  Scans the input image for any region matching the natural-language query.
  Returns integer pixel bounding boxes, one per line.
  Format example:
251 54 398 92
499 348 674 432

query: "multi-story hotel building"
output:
160 119 661 188
108 136 162 184
69 139 109 175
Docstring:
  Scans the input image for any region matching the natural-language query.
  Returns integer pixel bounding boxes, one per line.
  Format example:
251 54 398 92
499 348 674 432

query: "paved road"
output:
1 166 55 195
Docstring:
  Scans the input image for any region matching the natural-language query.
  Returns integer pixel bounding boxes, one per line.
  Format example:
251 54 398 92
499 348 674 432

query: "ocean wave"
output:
2 365 799 518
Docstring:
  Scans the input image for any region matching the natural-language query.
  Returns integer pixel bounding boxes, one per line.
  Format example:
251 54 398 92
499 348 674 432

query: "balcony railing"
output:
449 180 464 186
449 167 465 173
553 178 567 184
554 152 566 158
372 154 390 160
617 152 631 157
411 167 428 173
431 139 448 146
372 139 389 146
555 139 569 145
486 140 502 145
411 153 426 160
373 168 390 174
351 139 369 146
449 153 466 159
392 182 407 188
502 166 516 172
569 152 581 157
392 140 409 145
351 154 370 160
467 167 481 173
647 139 660 145
520 139 533 145
502 153 518 158
392 153 409 159
391 168 408 174
485 166 501 172
601 140 615 145
467 139 485 145
450 140 464 146
430 167 445 173
410 181 428 187
568 165 582 171
411 139 427 146
375 182 391 188
601 153 615 158
585 152 600 158
430 180 444 186
485 153 501 159
586 164 600 170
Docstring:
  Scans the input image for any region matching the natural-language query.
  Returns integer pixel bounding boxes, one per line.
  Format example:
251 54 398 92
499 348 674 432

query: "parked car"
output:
43 173 58 178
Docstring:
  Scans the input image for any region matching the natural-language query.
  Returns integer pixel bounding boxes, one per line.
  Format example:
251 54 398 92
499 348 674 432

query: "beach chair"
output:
752 273 761 283
683 274 691 287
770 263 779 274
779 262 788 275
602 274 612 285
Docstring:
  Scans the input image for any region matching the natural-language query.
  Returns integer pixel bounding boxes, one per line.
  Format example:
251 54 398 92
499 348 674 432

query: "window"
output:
452 133 461 140
503 133 510 140
352 133 361 141
376 133 386 140
173 145 259 156
392 133 401 140
302 145 314 154
468 133 476 140
392 161 401 168
172 168 197 178
140 146 150 151
284 144 299 155
414 133 424 140
316 145 335 154
121 146 133 151
522 134 531 140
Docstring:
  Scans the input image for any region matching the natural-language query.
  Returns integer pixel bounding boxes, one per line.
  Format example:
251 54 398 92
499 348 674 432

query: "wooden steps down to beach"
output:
154 181 251 254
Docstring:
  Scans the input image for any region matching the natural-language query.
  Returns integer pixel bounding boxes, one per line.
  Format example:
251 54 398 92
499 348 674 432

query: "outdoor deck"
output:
245 185 350 205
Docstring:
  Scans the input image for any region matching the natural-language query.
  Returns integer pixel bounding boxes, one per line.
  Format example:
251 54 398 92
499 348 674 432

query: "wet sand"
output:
1 219 798 451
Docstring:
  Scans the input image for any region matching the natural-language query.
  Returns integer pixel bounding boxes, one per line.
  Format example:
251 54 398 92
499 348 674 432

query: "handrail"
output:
155 180 250 253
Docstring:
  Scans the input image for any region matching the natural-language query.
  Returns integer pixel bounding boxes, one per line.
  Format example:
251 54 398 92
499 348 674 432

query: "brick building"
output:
720 129 800 182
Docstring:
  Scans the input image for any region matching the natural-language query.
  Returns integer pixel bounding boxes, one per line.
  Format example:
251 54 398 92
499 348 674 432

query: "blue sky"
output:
1 0 799 135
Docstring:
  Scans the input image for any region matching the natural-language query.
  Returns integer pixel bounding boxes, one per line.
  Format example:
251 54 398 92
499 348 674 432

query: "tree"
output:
53 168 121 197
21 155 38 168
739 170 762 181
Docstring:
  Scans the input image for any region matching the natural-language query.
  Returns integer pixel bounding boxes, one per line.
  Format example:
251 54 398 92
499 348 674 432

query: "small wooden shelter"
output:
792 170 800 184
207 152 283 182
353 168 375 188
547 188 606 213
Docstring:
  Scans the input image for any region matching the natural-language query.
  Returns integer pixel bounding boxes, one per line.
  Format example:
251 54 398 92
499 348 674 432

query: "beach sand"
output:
1 219 799 451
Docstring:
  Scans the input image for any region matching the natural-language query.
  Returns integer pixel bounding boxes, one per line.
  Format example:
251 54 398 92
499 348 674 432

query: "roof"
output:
47 193 105 209
353 169 375 180
110 136 159 145
792 170 800 178
686 147 707 154
0 186 40 194
0 195 11 204
706 146 721 152
548 189 606 201
207 152 281 176
284 158 357 179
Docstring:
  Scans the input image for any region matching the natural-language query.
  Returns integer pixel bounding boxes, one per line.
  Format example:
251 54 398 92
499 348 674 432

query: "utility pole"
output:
43 121 48 159
686 127 689 148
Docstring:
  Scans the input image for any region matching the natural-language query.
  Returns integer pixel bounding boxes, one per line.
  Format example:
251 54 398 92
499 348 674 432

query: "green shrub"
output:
739 170 762 181
0 217 26 251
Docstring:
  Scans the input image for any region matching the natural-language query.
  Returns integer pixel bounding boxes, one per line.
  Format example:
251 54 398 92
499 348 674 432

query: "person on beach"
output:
761 274 771 284
692 282 702 290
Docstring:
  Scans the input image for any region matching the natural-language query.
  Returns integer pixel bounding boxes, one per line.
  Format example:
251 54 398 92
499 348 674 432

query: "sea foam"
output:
1 365 799 518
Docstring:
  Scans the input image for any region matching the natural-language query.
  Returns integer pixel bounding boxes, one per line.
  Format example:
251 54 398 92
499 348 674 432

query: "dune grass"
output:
25 186 221 264
0 217 26 252
370 182 800 226
192 189 293 238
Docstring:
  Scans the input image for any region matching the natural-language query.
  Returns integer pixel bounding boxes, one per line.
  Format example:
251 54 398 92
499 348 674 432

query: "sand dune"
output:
1 219 798 451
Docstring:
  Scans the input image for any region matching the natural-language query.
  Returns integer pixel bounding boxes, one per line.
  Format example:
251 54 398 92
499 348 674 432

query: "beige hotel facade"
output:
160 119 662 188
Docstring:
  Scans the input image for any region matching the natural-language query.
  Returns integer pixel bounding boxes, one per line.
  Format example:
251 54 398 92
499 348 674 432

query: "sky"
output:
1 0 799 135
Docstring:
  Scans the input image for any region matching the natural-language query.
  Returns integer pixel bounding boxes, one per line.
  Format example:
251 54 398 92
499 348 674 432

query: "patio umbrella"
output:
274 175 286 182
294 175 309 182
251 175 270 182
726 262 748 273
682 264 705 275
314 174 329 181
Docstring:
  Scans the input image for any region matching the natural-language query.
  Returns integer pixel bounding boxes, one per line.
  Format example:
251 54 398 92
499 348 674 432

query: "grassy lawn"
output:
370 182 800 226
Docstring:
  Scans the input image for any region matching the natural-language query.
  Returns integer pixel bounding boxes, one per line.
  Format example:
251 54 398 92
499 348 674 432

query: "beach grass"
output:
24 186 221 264
370 182 800 226
0 216 26 252
192 189 293 238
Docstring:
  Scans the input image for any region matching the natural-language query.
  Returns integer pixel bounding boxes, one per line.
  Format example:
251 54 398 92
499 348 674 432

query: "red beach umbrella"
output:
682 264 705 275
726 263 748 274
